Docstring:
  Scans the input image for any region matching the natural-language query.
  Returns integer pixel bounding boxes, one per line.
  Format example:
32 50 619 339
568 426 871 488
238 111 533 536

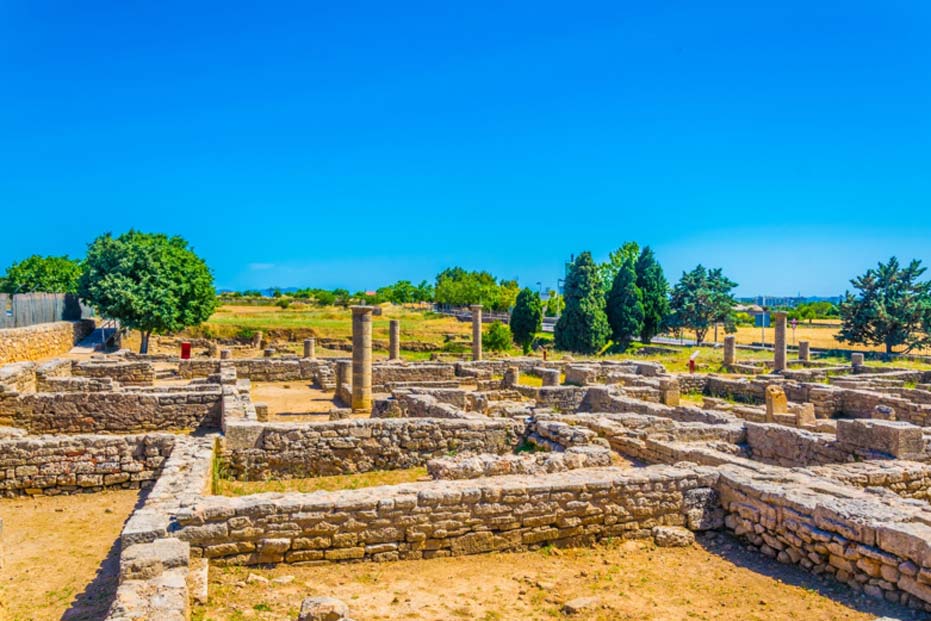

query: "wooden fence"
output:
0 293 94 329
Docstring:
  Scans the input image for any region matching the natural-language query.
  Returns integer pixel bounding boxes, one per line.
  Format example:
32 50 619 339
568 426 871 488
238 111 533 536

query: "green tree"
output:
837 257 931 355
1 255 83 294
668 265 737 344
79 231 217 353
482 321 513 352
605 256 643 351
554 252 610 354
510 288 543 354
434 267 516 311
544 291 565 317
635 246 670 343
598 242 640 294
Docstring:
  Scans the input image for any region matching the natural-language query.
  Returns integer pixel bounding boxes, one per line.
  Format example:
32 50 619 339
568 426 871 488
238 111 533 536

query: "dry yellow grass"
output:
214 467 429 496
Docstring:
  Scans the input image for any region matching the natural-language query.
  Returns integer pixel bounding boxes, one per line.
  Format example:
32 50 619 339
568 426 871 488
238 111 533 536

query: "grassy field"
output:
214 467 429 496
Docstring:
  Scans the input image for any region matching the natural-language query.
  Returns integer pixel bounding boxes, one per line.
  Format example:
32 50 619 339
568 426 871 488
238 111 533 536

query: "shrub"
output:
482 321 513 352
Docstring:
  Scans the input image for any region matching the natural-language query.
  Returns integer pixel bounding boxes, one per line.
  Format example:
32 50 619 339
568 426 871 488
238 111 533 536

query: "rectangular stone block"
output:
836 419 924 458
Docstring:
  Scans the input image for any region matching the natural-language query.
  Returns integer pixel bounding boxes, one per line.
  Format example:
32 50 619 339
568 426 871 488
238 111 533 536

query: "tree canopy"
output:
434 267 518 311
554 252 610 354
79 230 217 353
837 257 931 355
668 265 737 344
510 287 543 354
605 255 644 351
598 242 640 294
1 255 82 294
635 246 670 344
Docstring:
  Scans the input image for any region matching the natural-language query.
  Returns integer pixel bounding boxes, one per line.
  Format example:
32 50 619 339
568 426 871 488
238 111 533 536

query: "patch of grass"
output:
214 467 428 496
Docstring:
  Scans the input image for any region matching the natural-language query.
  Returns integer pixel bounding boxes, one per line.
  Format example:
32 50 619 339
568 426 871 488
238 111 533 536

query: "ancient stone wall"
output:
175 465 721 565
223 417 524 480
719 464 931 611
0 433 174 496
0 320 95 364
72 359 155 385
0 387 222 433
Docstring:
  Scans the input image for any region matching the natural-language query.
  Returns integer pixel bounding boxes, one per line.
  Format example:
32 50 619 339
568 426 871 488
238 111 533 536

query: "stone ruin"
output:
6 308 931 618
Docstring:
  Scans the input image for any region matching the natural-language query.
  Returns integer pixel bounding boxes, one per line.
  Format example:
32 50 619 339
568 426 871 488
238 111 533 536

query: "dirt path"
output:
0 490 141 621
196 532 922 621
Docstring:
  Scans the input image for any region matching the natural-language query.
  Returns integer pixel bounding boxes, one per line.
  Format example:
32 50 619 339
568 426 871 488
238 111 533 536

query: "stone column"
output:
471 305 483 362
263 348 275 358
335 360 351 404
389 320 401 361
252 331 263 350
540 368 560 387
351 306 374 412
798 340 810 362
851 353 865 367
658 378 680 407
220 349 231 360
773 311 787 372
503 366 520 388
303 338 316 359
723 335 736 367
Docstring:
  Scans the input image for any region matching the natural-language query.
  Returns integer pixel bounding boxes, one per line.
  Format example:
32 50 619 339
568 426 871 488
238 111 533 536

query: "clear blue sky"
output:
2 1 930 297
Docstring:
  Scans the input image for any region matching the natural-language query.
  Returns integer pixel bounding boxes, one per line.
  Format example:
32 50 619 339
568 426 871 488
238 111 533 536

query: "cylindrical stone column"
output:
351 306 374 412
723 335 736 366
798 340 810 362
503 366 520 388
252 331 263 350
773 311 787 372
389 320 401 360
851 352 865 367
336 360 351 404
220 349 231 360
471 305 483 361
541 368 560 387
303 338 316 359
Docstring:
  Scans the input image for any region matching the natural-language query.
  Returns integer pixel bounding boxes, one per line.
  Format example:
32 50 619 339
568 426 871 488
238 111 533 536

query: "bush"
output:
482 321 513 352
275 298 292 309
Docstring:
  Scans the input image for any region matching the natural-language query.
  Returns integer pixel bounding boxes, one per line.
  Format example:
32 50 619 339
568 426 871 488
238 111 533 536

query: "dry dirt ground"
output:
215 468 430 496
0 489 141 621
194 533 923 621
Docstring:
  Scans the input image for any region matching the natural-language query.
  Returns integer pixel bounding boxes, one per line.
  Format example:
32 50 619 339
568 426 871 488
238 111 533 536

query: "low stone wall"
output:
426 445 613 479
222 417 525 480
176 465 721 565
179 357 334 384
373 363 456 389
0 433 174 496
806 460 931 502
0 387 222 433
0 320 95 364
743 422 907 468
72 359 155 385
0 362 37 394
719 463 931 611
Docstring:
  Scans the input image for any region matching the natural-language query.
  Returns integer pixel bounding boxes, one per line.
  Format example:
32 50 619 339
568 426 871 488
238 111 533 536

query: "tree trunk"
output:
140 330 151 354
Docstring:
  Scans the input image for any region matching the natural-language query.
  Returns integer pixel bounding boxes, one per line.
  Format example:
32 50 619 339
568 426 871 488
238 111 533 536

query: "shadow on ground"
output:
696 531 931 621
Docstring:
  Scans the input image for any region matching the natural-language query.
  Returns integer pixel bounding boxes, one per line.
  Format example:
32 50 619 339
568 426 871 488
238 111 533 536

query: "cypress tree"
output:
635 246 670 344
554 252 610 354
510 287 543 354
606 256 644 351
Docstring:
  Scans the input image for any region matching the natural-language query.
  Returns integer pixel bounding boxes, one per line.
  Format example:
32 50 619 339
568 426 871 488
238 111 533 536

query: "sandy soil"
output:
194 533 922 621
0 489 141 621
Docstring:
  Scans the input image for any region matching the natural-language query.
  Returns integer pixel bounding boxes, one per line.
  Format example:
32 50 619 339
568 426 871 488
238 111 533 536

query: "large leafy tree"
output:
79 231 217 353
605 256 644 351
668 265 737 344
510 287 543 354
555 252 610 354
598 241 640 294
1 255 83 294
837 257 931 355
434 267 515 311
635 246 670 343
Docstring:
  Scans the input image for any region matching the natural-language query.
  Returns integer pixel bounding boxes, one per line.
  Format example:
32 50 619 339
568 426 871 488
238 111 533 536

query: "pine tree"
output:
635 246 670 344
510 287 543 354
606 256 644 351
554 252 610 354
668 265 737 345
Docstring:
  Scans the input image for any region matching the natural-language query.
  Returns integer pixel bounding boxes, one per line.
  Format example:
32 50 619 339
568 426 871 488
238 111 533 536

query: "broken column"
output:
764 384 788 422
658 377 680 406
471 304 483 361
503 366 520 388
351 306 375 412
851 353 865 368
539 368 561 387
220 349 231 360
723 335 736 367
389 320 401 361
773 311 787 372
798 340 810 362
252 331 263 350
303 338 316 359
335 360 351 405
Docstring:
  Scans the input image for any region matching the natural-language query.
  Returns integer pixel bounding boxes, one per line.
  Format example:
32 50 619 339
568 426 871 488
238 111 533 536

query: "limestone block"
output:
836 419 924 458
765 385 788 421
298 597 351 621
